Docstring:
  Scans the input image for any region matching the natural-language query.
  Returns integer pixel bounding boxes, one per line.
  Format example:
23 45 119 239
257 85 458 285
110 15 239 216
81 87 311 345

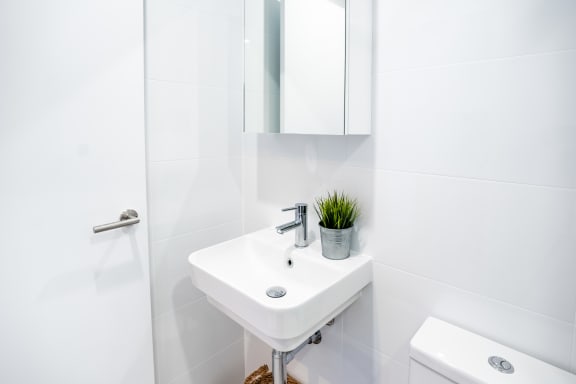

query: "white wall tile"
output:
341 338 379 384
376 0 576 72
172 0 243 18
365 170 576 322
146 80 242 161
148 158 242 242
153 298 243 384
168 339 245 384
242 154 335 234
244 331 273 378
362 51 576 188
243 134 349 163
572 324 576 373
150 221 242 316
289 319 344 384
145 3 199 83
145 0 245 381
343 264 574 370
146 1 243 87
342 338 409 384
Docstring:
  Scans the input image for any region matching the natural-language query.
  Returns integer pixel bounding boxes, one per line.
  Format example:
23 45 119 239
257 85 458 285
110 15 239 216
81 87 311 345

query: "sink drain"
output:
266 286 287 298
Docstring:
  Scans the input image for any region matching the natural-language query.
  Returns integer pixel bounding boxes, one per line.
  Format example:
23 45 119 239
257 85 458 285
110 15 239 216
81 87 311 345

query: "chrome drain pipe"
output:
285 331 322 364
272 349 287 384
271 330 323 384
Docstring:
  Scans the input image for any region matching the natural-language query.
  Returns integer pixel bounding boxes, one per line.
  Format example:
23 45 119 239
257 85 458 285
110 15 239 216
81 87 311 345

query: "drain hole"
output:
287 258 293 268
266 286 287 298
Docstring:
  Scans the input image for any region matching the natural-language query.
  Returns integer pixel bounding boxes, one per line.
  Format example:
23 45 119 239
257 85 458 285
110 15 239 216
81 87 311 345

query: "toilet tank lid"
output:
410 317 576 384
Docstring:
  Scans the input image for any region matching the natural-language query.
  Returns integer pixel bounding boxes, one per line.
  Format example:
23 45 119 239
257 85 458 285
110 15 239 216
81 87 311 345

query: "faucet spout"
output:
276 203 308 247
276 219 302 234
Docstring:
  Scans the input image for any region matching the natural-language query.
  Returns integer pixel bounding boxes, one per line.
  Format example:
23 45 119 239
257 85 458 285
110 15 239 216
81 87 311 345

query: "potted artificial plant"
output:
314 191 360 260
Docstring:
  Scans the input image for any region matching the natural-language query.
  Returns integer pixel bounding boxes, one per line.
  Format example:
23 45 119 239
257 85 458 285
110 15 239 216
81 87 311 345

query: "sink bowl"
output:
188 228 372 351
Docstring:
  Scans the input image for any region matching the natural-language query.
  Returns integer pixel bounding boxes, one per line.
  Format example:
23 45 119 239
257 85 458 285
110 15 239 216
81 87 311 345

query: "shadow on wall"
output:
39 229 146 300
170 281 244 384
285 285 376 383
342 284 377 383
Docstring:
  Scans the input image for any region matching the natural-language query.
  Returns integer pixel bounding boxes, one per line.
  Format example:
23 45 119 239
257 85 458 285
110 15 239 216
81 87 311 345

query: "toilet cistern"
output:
276 203 308 248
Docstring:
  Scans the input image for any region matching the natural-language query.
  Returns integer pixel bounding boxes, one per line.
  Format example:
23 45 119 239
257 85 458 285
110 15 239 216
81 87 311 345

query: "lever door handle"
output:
93 209 140 233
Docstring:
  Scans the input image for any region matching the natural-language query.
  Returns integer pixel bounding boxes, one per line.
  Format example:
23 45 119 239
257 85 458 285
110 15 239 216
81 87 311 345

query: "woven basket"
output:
244 364 301 384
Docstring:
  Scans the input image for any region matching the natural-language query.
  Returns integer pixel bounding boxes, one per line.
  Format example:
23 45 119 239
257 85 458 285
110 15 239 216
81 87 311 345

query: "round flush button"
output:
488 356 515 374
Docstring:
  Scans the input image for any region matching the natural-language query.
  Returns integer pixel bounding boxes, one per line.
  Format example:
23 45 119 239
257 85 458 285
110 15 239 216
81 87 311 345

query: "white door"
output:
0 1 155 383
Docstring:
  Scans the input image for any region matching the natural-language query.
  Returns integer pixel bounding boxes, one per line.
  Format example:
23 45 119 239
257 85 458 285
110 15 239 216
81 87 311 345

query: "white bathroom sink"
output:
188 228 372 351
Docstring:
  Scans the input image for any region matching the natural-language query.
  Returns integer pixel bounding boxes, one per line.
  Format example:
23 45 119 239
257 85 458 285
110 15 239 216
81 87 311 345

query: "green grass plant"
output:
314 191 360 229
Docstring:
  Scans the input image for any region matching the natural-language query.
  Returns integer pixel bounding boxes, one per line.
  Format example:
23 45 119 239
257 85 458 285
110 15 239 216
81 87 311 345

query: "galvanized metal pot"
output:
319 225 353 260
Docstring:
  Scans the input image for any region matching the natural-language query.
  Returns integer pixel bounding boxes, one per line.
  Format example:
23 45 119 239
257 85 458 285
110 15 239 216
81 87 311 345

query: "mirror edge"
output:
345 0 373 135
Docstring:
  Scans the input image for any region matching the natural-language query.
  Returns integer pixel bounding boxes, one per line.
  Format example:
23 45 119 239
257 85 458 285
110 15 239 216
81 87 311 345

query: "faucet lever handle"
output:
281 203 307 212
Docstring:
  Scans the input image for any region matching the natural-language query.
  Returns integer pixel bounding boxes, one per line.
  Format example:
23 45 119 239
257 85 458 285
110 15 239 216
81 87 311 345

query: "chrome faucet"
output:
276 203 308 248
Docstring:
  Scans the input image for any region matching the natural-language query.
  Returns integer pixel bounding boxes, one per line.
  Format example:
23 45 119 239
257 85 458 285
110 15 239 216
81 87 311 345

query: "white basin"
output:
188 228 372 351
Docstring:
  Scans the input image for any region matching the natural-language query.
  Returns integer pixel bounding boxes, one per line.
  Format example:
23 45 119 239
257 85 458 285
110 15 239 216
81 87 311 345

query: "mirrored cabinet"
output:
244 0 372 135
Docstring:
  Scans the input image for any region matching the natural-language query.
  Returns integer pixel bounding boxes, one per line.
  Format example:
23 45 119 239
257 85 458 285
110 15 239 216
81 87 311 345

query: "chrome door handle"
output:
93 209 140 233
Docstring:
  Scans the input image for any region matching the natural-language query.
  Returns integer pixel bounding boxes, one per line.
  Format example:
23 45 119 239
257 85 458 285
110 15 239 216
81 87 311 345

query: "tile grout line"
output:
373 261 576 327
571 313 576 372
373 167 576 192
376 47 576 75
149 155 245 164
250 153 576 192
150 218 243 245
146 76 245 90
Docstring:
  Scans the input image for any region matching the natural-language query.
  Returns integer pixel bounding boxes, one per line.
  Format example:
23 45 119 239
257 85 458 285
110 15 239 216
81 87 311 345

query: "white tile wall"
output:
154 298 243 383
345 265 574 369
368 170 576 321
375 0 576 71
147 81 242 162
148 158 242 242
288 319 345 383
374 52 576 188
341 338 408 384
242 1 576 383
572 325 576 372
169 340 245 384
146 1 243 87
150 221 242 316
145 0 245 382
146 0 576 382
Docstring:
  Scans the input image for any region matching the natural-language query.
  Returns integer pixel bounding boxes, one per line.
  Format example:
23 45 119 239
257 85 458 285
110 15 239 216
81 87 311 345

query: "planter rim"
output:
318 222 354 230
